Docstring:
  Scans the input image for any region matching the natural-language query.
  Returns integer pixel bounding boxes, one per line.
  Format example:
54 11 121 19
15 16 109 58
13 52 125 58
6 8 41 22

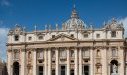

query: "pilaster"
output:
119 47 124 75
74 48 78 75
7 50 12 75
79 48 82 75
56 48 59 75
90 48 94 75
21 49 26 75
102 47 107 75
44 49 47 75
48 48 51 75
67 48 70 75
33 49 37 75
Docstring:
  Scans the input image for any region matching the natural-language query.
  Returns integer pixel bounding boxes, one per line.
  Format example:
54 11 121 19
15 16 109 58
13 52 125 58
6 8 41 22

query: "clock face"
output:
15 28 20 34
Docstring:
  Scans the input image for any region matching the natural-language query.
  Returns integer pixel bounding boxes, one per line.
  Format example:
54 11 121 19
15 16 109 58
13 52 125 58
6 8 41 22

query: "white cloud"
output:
119 17 127 38
0 28 9 61
0 0 11 7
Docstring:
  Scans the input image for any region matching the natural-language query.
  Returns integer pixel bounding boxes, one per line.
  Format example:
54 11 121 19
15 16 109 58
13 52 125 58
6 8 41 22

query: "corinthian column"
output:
119 47 124 75
90 48 94 75
48 48 51 75
75 48 78 75
79 48 82 75
67 48 70 75
44 49 47 75
33 49 37 75
21 49 26 75
7 50 12 75
56 48 59 75
102 47 107 75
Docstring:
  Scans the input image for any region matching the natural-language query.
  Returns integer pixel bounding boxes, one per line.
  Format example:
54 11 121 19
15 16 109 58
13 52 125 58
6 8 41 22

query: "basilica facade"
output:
7 7 126 75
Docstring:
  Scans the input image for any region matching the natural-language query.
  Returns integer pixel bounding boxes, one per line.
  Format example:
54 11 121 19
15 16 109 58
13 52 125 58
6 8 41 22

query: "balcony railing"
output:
60 56 67 60
37 57 44 60
82 56 90 59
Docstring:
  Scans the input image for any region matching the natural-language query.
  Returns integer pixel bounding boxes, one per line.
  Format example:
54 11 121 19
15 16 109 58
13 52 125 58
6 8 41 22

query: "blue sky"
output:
0 0 127 30
0 0 127 60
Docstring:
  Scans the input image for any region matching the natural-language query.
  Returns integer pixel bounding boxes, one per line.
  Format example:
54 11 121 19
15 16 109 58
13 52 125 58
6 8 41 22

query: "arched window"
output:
110 60 118 74
13 62 19 75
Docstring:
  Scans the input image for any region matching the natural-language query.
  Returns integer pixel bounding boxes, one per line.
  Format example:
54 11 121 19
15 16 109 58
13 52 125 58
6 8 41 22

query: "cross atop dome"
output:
71 4 79 19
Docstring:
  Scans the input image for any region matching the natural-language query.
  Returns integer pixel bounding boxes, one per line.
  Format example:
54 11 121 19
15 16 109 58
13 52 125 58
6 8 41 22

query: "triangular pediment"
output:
47 33 77 41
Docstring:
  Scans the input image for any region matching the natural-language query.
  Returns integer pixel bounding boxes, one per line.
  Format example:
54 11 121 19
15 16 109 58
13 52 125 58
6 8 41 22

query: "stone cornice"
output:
7 39 125 46
8 28 124 35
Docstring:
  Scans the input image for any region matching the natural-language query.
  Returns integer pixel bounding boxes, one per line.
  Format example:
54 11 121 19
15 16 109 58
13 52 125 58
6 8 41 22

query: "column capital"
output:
55 47 59 50
74 47 80 50
32 48 37 52
8 49 12 52
21 49 26 52
43 48 47 50
47 47 51 50
120 46 124 49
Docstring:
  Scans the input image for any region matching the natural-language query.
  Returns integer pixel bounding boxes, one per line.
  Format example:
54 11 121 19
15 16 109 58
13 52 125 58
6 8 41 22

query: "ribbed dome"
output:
63 7 87 30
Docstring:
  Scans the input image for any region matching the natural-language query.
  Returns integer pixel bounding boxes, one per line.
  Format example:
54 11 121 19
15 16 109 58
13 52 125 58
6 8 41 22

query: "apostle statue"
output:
112 64 117 73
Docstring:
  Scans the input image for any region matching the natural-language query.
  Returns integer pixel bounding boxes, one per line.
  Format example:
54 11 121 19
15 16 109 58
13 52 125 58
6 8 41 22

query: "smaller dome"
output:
63 7 87 30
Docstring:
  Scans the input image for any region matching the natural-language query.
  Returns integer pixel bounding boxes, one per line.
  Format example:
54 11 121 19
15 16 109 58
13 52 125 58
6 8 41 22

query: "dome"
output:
63 7 87 30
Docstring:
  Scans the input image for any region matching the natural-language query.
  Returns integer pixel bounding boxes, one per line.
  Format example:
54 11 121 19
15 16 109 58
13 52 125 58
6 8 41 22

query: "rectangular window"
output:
71 34 74 38
83 66 89 75
70 69 74 75
14 35 19 41
52 69 55 75
28 36 32 41
52 35 55 38
39 66 43 75
111 31 116 37
96 34 100 38
38 36 43 40
84 34 88 38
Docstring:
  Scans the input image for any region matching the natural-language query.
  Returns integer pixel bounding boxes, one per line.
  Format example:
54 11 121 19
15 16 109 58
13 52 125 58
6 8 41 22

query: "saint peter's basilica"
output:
7 6 127 75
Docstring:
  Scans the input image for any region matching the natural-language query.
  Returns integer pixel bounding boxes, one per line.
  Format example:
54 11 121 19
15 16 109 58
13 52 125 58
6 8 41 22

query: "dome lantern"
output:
63 6 87 30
